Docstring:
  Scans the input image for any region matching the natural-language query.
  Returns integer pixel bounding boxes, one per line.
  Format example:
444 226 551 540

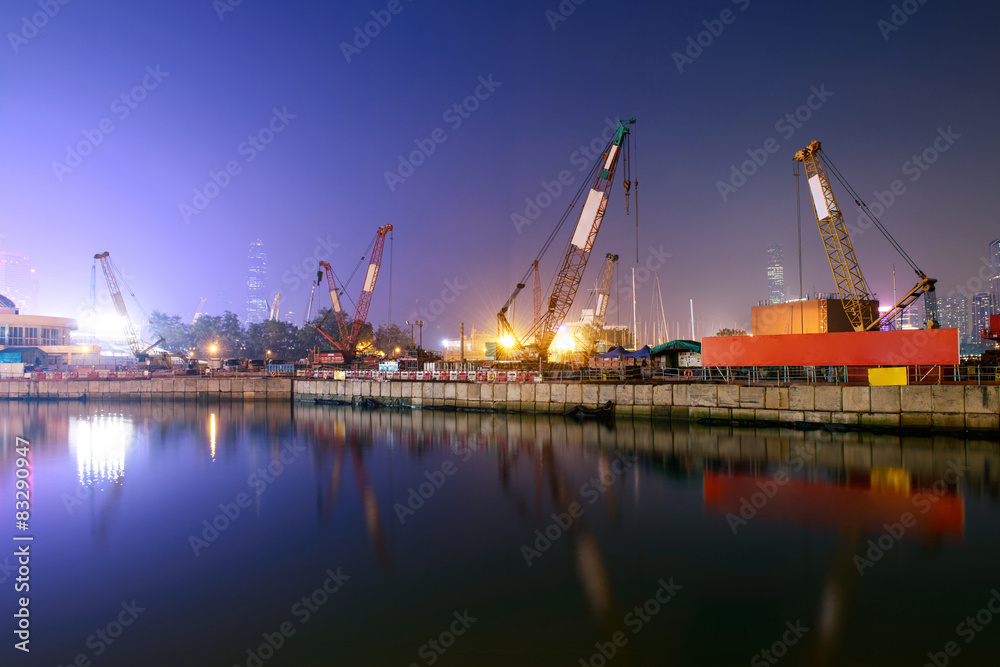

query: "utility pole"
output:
460 322 465 364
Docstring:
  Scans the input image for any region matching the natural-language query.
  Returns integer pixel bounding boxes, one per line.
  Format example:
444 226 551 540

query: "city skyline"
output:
2 1 998 344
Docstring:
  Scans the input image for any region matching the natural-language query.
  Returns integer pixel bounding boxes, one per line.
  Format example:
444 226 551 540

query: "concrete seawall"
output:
3 378 997 434
0 377 293 401
295 380 1000 434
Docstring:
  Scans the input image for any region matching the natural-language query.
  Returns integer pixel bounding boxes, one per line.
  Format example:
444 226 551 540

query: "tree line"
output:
148 308 414 361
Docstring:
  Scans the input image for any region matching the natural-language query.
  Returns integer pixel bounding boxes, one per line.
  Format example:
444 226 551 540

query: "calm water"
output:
1 400 998 666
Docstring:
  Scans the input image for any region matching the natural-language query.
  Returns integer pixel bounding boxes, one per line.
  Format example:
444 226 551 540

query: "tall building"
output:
766 244 785 304
245 239 269 324
990 238 1000 314
0 251 36 314
972 292 991 340
939 294 968 335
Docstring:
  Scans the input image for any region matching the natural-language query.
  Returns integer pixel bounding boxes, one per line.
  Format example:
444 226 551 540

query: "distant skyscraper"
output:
972 292 991 340
245 239 269 324
766 244 785 304
989 238 1000 314
939 294 968 335
0 251 35 313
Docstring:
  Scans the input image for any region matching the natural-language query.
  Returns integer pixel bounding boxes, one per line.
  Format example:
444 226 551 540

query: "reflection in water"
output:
209 412 217 462
3 399 999 666
70 413 133 485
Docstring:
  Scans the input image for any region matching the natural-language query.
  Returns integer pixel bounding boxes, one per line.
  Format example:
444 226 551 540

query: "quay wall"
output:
0 377 293 401
3 377 998 434
295 380 1000 434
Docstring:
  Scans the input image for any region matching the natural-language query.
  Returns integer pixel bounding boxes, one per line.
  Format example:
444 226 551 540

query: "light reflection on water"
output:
0 399 997 667
69 412 133 485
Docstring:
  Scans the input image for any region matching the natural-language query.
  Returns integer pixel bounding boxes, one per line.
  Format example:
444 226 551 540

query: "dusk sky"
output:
2 0 997 342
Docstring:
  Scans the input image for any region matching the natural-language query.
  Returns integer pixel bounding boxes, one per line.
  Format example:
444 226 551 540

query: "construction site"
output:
3 123 999 437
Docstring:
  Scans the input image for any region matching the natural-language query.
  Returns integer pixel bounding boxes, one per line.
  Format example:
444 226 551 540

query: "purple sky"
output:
2 0 997 341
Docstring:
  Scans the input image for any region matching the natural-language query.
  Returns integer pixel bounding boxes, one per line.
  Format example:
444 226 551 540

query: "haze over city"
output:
2 0 997 342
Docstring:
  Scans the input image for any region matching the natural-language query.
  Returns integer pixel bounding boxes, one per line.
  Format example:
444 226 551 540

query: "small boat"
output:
563 400 615 419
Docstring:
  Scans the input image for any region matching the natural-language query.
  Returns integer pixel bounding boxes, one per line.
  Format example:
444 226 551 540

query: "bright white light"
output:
70 414 134 485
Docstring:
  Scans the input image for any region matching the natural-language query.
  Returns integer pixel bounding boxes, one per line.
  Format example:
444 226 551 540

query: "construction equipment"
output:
313 224 393 364
192 297 207 325
532 260 541 327
303 269 323 324
94 252 183 369
498 119 635 361
269 293 281 322
794 140 939 331
593 253 618 331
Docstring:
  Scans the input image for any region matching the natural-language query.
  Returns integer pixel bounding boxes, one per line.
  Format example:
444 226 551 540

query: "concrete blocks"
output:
965 385 999 414
739 387 765 408
842 387 871 413
764 387 788 410
788 385 814 411
813 386 842 412
900 386 932 412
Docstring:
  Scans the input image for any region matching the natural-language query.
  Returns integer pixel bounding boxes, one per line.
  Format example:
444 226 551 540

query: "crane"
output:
498 119 635 361
191 297 207 325
532 260 541 327
593 253 618 331
313 224 393 363
269 293 281 322
94 252 166 365
303 269 323 324
794 141 939 331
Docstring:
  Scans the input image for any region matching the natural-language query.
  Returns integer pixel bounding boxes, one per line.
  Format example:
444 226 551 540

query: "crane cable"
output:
505 136 609 302
109 257 151 326
819 149 923 275
330 229 380 313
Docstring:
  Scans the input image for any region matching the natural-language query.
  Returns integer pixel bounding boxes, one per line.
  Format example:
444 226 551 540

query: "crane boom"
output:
532 260 541 327
350 224 392 346
316 260 350 346
593 253 618 329
312 224 393 362
794 141 875 331
499 119 634 359
94 252 145 357
795 140 939 331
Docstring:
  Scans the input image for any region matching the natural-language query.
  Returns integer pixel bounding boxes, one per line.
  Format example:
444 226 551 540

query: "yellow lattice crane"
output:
794 141 938 331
